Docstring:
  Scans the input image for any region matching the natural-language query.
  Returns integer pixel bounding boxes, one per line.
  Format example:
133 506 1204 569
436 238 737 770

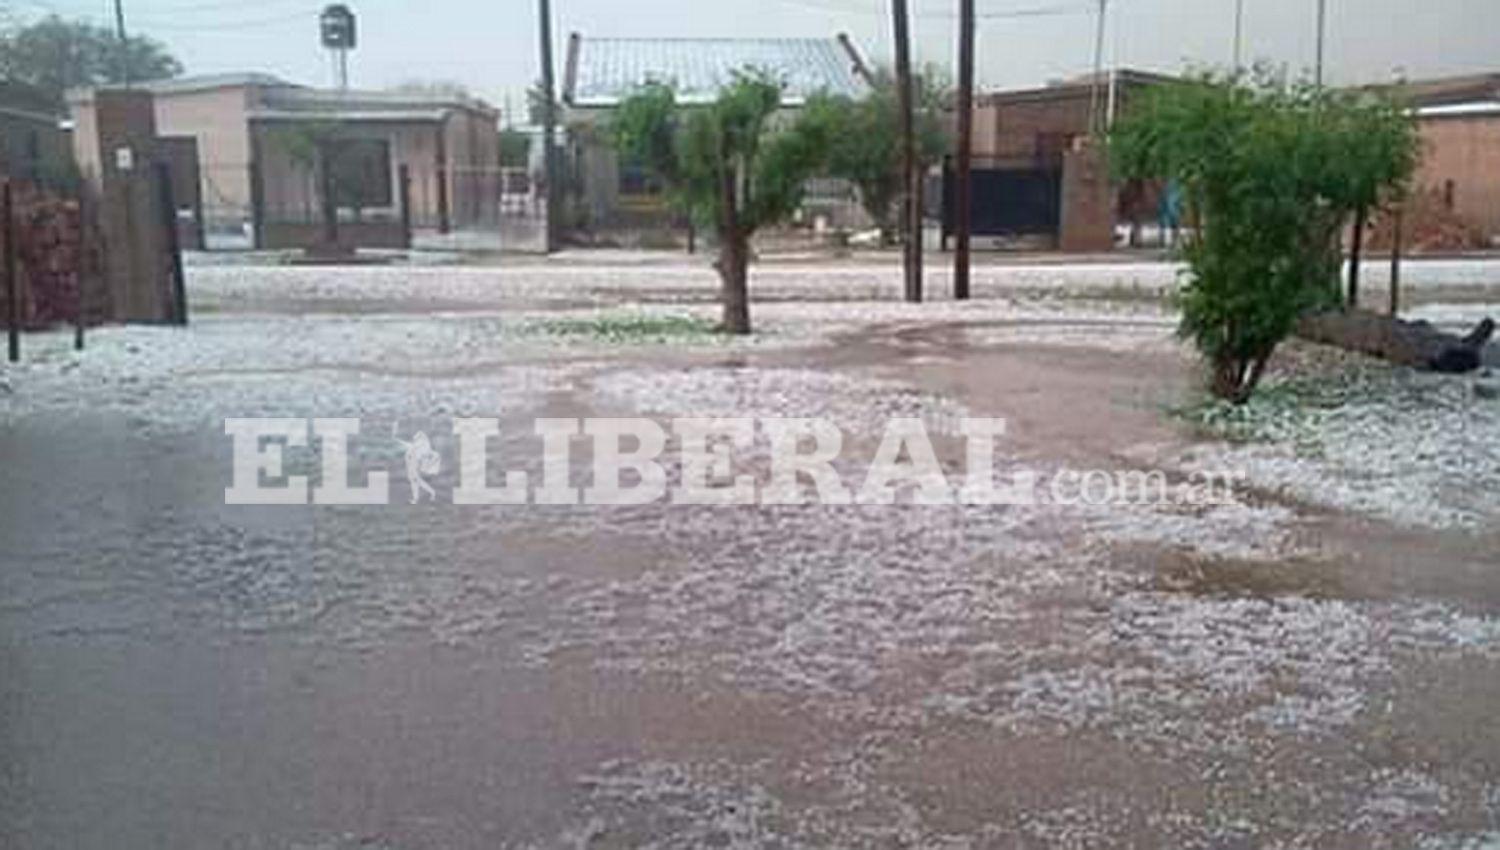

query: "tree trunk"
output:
716 231 751 334
715 140 751 335
1210 350 1273 405
1297 310 1496 373
318 143 338 248
1347 205 1367 308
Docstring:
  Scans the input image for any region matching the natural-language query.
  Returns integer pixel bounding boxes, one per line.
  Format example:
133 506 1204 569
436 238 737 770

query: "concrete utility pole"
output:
1233 0 1245 71
537 0 560 253
1088 0 1107 135
953 0 974 300
113 0 131 87
892 0 921 302
1314 0 1327 88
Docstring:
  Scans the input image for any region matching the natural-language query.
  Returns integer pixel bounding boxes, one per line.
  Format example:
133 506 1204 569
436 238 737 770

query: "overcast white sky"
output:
19 0 1500 117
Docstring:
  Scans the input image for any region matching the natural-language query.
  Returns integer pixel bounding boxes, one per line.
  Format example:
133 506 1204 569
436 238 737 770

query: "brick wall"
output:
1413 114 1500 245
1 181 103 329
973 89 1094 163
1059 140 1114 252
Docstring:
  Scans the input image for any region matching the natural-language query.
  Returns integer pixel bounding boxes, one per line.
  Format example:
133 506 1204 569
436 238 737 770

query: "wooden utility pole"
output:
113 0 131 87
892 0 921 302
1088 0 1107 134
953 0 975 300
537 0 560 253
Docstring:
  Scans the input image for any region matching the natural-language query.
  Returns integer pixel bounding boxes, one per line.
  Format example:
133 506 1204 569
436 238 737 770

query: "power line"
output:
10 0 316 31
10 0 331 31
121 0 311 13
767 0 1095 21
129 10 313 31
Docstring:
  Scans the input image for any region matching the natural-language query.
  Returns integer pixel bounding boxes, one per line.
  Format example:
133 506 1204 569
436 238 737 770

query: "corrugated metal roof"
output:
250 109 451 124
262 87 496 118
144 72 295 94
566 36 869 108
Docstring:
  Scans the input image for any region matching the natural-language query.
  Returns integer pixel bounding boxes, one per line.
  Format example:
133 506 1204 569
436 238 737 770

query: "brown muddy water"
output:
3 279 1499 849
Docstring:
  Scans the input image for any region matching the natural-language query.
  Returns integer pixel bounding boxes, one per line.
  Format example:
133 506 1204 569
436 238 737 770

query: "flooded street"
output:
3 256 1500 848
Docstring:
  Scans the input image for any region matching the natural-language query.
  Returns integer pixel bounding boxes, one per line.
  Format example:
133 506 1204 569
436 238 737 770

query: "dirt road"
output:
2 258 1498 848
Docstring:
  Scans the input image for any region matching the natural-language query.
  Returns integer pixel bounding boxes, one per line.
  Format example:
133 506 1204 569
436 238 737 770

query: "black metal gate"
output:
941 155 1061 248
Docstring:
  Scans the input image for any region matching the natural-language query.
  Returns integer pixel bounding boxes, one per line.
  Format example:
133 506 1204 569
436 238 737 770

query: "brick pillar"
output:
1059 138 1115 253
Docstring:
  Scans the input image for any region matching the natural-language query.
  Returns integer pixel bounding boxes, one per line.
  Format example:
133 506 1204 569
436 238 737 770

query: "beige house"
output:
69 73 500 247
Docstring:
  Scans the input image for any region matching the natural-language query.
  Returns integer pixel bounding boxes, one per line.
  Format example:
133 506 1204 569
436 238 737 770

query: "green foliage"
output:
0 15 181 109
265 122 389 215
499 128 530 168
614 72 833 234
1110 72 1418 403
612 71 834 332
611 81 680 187
531 312 719 343
803 66 949 241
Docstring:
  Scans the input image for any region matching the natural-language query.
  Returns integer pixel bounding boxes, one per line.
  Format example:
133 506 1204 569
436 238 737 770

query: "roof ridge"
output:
578 36 835 43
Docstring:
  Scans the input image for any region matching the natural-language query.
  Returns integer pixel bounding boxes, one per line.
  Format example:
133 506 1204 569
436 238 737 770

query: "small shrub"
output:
1110 72 1418 403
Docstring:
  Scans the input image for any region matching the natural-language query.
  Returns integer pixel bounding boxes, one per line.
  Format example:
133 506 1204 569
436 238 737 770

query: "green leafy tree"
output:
266 122 389 245
1110 72 1418 403
392 79 472 99
804 66 949 244
614 72 832 334
499 128 530 168
0 15 181 110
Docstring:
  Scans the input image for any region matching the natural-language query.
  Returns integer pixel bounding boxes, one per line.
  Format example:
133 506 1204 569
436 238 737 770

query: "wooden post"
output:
249 155 266 250
1390 204 1404 316
190 172 207 250
319 142 339 248
4 180 17 363
436 166 450 234
76 187 91 351
398 164 413 249
893 0 922 302
1348 204 1366 308
953 0 975 300
156 162 187 325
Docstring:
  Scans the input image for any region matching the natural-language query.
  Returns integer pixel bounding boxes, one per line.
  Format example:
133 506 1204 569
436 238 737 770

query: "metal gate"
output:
941 155 1062 248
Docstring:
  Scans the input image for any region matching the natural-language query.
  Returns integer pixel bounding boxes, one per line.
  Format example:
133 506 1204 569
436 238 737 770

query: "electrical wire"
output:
766 0 1096 20
129 9 314 31
7 0 317 31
